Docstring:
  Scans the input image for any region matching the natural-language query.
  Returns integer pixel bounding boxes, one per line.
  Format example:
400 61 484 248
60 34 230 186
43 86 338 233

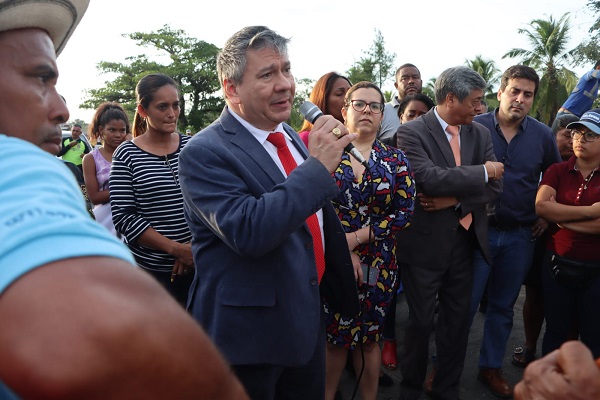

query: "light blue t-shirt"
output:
0 135 135 398
0 135 134 292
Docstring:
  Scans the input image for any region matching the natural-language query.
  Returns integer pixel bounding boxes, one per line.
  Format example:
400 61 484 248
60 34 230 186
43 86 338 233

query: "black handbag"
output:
549 254 600 289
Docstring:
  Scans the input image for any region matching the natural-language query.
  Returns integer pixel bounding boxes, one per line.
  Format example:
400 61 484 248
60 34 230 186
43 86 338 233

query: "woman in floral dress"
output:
324 81 415 400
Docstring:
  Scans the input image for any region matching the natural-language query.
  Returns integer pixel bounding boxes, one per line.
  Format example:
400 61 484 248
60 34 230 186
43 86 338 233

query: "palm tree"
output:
502 13 578 125
465 55 500 96
422 77 436 103
383 90 394 102
465 55 501 110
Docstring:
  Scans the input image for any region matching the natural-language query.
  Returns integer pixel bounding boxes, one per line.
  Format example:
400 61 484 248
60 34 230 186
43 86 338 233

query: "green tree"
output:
289 77 314 131
503 13 578 125
383 90 394 102
465 55 500 95
81 25 222 132
347 58 376 85
422 77 436 102
81 55 163 118
572 1 600 65
346 29 396 88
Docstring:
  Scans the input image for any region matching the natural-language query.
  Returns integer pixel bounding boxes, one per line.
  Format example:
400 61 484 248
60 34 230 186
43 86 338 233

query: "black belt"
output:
488 216 532 231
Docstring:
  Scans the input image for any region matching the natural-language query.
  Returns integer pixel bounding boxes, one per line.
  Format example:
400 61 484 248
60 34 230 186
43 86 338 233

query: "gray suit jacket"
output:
178 107 359 366
395 109 502 266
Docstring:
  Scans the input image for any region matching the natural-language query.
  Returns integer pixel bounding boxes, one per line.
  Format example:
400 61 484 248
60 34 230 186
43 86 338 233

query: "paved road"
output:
338 287 538 399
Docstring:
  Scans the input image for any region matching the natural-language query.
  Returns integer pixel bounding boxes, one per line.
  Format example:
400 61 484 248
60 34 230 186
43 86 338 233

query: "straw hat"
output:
0 0 89 54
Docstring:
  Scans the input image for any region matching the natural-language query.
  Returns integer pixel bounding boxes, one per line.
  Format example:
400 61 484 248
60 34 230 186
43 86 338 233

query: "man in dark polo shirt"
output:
468 65 561 398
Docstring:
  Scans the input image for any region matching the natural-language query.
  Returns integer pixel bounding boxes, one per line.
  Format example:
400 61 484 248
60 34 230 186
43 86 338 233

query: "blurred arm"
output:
0 257 248 400
514 341 600 400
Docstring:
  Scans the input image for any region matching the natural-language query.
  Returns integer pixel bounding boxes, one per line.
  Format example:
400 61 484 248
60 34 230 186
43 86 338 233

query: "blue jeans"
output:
542 251 600 358
469 226 536 368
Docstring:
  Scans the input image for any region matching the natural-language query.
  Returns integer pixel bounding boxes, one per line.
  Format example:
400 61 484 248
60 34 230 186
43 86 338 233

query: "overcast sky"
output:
56 0 595 122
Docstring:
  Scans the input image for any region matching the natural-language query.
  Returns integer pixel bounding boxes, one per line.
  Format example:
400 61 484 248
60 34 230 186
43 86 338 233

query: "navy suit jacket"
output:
178 107 359 366
396 109 502 266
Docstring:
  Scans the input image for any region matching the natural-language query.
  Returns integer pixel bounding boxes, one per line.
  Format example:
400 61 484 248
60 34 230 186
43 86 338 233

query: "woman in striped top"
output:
110 73 193 306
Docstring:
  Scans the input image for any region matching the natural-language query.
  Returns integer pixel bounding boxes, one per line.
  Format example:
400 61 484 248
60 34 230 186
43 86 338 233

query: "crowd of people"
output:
1 2 599 399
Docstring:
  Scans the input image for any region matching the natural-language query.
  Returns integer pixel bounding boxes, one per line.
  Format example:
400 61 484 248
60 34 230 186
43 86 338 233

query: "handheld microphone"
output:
299 101 369 169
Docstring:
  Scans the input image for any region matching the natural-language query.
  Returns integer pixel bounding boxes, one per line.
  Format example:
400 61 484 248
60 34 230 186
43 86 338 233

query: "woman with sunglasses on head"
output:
323 81 415 400
110 73 193 307
535 108 600 359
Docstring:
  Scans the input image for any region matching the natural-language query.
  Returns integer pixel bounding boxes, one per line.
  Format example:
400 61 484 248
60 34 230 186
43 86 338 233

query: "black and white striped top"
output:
110 134 191 272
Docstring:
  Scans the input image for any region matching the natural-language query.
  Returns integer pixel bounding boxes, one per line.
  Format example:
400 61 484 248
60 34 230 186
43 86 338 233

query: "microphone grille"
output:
299 101 322 123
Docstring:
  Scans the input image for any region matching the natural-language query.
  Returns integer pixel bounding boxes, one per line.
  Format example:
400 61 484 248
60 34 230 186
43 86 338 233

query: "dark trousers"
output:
382 290 398 338
399 227 475 400
147 269 194 308
232 315 326 400
542 251 600 358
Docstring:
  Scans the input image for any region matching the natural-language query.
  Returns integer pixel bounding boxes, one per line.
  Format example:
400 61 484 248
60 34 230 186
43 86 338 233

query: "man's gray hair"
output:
435 66 487 104
217 26 290 96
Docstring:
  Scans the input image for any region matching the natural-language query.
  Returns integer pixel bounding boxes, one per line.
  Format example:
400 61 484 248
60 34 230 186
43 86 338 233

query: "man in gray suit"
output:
396 66 503 400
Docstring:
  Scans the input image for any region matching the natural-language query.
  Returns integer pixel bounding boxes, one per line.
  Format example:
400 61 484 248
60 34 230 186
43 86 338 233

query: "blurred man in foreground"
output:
0 1 247 398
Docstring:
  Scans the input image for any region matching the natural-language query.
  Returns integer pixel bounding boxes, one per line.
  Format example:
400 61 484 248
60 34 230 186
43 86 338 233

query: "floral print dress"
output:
324 139 415 349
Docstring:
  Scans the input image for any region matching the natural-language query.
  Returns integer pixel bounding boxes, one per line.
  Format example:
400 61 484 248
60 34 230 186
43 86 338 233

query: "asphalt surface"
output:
337 287 538 400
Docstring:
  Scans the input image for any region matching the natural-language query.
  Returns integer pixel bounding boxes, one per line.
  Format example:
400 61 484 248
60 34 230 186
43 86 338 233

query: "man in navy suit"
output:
179 26 360 400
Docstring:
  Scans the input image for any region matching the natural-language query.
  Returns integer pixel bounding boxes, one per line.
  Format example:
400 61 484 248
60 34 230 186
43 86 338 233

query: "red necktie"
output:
446 125 472 230
267 132 326 282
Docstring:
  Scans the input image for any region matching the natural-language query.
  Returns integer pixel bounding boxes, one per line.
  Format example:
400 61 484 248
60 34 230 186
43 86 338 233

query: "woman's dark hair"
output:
499 65 540 95
397 93 435 119
551 113 579 134
88 102 130 141
132 73 179 138
300 72 351 132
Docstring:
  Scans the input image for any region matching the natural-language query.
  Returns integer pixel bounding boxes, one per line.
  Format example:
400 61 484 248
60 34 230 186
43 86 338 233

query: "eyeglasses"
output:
349 100 384 114
570 129 600 142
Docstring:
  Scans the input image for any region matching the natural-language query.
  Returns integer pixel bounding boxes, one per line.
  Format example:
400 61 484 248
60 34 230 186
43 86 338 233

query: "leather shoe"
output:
381 339 398 370
478 368 513 398
511 346 536 368
423 366 436 396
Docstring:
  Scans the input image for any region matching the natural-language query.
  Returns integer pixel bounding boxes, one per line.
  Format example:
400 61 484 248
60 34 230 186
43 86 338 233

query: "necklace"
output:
574 163 598 204
356 143 374 153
